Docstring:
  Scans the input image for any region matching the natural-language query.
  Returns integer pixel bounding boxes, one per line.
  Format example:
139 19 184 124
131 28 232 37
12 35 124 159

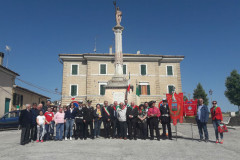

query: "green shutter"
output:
139 85 142 95
20 95 23 107
13 93 17 105
168 85 174 94
141 65 146 75
71 85 77 96
147 85 150 95
123 65 126 74
100 85 105 95
167 66 173 76
72 65 78 75
100 64 106 74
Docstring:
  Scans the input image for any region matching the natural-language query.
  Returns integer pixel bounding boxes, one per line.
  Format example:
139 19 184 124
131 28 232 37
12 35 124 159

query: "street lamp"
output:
209 89 213 103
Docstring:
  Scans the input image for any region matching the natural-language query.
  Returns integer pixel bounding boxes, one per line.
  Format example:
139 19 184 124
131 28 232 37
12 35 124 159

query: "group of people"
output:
19 98 225 145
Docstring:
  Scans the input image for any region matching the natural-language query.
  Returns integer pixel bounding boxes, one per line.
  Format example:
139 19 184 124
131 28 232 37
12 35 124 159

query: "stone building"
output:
59 53 184 106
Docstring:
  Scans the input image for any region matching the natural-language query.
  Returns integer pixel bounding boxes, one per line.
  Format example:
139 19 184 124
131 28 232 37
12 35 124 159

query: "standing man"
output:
117 102 127 140
110 101 119 139
44 107 54 140
196 98 209 142
75 104 84 140
159 99 172 140
19 104 32 145
102 101 111 139
147 101 160 141
126 102 138 140
43 100 51 114
30 103 38 141
144 102 150 138
124 99 130 108
82 100 94 139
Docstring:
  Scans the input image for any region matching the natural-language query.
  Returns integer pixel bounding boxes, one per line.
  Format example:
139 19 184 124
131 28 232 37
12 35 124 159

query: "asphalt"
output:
0 124 239 160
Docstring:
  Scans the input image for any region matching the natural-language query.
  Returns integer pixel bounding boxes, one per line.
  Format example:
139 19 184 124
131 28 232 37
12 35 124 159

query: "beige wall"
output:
0 70 15 116
61 58 183 107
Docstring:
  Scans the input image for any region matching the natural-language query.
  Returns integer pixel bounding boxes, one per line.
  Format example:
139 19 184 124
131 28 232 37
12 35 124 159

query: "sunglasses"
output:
212 103 217 104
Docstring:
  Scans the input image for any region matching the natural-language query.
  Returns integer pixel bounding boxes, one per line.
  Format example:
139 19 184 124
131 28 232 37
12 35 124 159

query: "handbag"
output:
218 124 228 133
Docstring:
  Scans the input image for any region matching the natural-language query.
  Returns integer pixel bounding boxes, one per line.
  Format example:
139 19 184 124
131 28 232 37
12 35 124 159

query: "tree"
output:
193 83 209 105
225 70 240 113
183 95 188 101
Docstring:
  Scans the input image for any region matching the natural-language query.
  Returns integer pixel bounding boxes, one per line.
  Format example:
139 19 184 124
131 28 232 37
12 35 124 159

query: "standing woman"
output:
36 110 46 142
210 101 224 144
64 103 76 140
54 107 65 141
94 104 102 138
137 104 148 140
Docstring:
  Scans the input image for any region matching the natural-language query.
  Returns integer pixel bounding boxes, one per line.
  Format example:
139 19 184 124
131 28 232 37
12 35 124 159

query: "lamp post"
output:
209 89 213 103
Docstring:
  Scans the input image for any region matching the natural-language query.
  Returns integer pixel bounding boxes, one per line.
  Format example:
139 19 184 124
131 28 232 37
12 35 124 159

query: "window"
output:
167 66 173 76
99 83 107 95
123 64 127 75
100 64 107 75
13 93 23 107
71 64 78 75
168 85 174 94
140 64 147 75
138 83 150 95
70 85 78 96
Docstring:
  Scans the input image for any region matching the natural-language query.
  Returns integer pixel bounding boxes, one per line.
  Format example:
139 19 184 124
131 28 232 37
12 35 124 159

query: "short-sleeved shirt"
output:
37 115 45 125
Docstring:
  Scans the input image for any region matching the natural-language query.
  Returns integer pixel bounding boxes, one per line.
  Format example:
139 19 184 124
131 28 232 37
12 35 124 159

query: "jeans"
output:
212 120 223 140
56 123 64 140
37 124 45 140
50 121 55 136
197 120 209 140
94 120 102 137
65 119 74 138
119 121 127 138
45 124 50 140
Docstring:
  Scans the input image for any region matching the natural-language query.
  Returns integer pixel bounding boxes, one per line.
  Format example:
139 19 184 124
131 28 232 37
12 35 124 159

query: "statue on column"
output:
114 1 122 26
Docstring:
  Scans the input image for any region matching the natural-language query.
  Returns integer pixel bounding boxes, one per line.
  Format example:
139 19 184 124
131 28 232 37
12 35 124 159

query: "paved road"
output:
0 124 239 160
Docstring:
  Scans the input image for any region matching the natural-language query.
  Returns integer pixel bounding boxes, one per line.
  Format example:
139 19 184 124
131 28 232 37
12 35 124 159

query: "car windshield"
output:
4 112 18 118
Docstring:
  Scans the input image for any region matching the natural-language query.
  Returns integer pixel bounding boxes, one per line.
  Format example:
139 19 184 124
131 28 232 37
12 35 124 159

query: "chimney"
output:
137 50 140 55
0 52 4 66
109 46 113 54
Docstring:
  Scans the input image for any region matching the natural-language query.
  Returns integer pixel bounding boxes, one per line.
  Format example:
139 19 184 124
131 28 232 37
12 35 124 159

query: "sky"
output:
0 0 239 112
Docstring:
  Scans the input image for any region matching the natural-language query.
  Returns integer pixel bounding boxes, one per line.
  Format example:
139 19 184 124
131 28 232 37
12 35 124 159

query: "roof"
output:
0 65 20 76
59 53 185 63
14 85 50 99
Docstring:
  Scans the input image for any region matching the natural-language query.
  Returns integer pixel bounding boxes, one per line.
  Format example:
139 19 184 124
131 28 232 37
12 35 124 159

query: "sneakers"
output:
216 140 219 143
65 137 68 140
220 140 224 144
36 140 39 143
70 137 72 141
41 140 43 143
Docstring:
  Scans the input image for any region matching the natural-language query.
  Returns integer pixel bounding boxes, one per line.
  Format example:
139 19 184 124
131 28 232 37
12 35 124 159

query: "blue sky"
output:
0 0 239 111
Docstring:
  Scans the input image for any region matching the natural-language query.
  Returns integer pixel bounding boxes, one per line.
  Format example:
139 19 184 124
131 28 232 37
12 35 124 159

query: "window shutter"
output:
168 85 174 94
141 65 146 75
100 64 106 74
147 85 150 95
72 65 78 75
13 93 17 105
71 85 77 96
167 66 173 76
139 85 142 95
100 85 105 95
123 65 126 74
20 95 23 107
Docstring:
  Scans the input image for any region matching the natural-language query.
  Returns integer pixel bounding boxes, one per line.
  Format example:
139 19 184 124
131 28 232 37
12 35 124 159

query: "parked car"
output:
0 110 20 129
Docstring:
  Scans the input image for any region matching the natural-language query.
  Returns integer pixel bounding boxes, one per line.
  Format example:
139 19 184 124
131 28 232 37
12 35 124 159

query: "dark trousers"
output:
20 124 31 145
45 124 51 140
75 120 84 139
147 118 150 137
119 121 127 138
83 121 94 139
138 122 147 139
127 119 137 139
111 119 120 138
149 118 160 139
30 124 37 141
103 121 111 138
162 122 172 138
197 120 209 140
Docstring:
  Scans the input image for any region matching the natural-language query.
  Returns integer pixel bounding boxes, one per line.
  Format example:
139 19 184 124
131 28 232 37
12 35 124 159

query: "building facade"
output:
59 53 184 106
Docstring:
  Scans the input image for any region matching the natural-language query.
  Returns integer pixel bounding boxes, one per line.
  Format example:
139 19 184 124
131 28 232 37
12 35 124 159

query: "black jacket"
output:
102 106 111 122
75 108 84 123
19 109 32 127
82 106 94 122
109 107 118 121
159 104 171 124
93 109 102 121
126 107 138 122
64 108 77 119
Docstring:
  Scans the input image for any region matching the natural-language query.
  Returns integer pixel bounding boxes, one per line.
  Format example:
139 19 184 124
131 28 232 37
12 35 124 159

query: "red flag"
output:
127 79 130 93
71 97 75 100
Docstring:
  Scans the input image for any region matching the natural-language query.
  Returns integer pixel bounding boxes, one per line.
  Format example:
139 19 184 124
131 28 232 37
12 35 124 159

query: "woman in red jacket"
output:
210 101 224 144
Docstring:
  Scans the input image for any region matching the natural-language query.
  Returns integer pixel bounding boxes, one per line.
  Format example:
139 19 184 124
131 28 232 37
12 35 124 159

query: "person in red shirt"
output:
44 107 54 141
210 101 224 144
147 101 161 141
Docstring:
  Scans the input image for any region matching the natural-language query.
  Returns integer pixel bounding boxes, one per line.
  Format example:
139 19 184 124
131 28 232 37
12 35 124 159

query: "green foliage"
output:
225 70 240 112
193 83 209 105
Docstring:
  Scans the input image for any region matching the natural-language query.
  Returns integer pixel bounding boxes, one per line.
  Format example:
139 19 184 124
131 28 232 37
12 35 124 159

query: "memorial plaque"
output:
113 92 125 104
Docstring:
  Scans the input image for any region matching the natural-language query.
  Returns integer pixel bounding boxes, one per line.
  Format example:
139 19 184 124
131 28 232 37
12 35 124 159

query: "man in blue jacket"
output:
195 98 209 142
